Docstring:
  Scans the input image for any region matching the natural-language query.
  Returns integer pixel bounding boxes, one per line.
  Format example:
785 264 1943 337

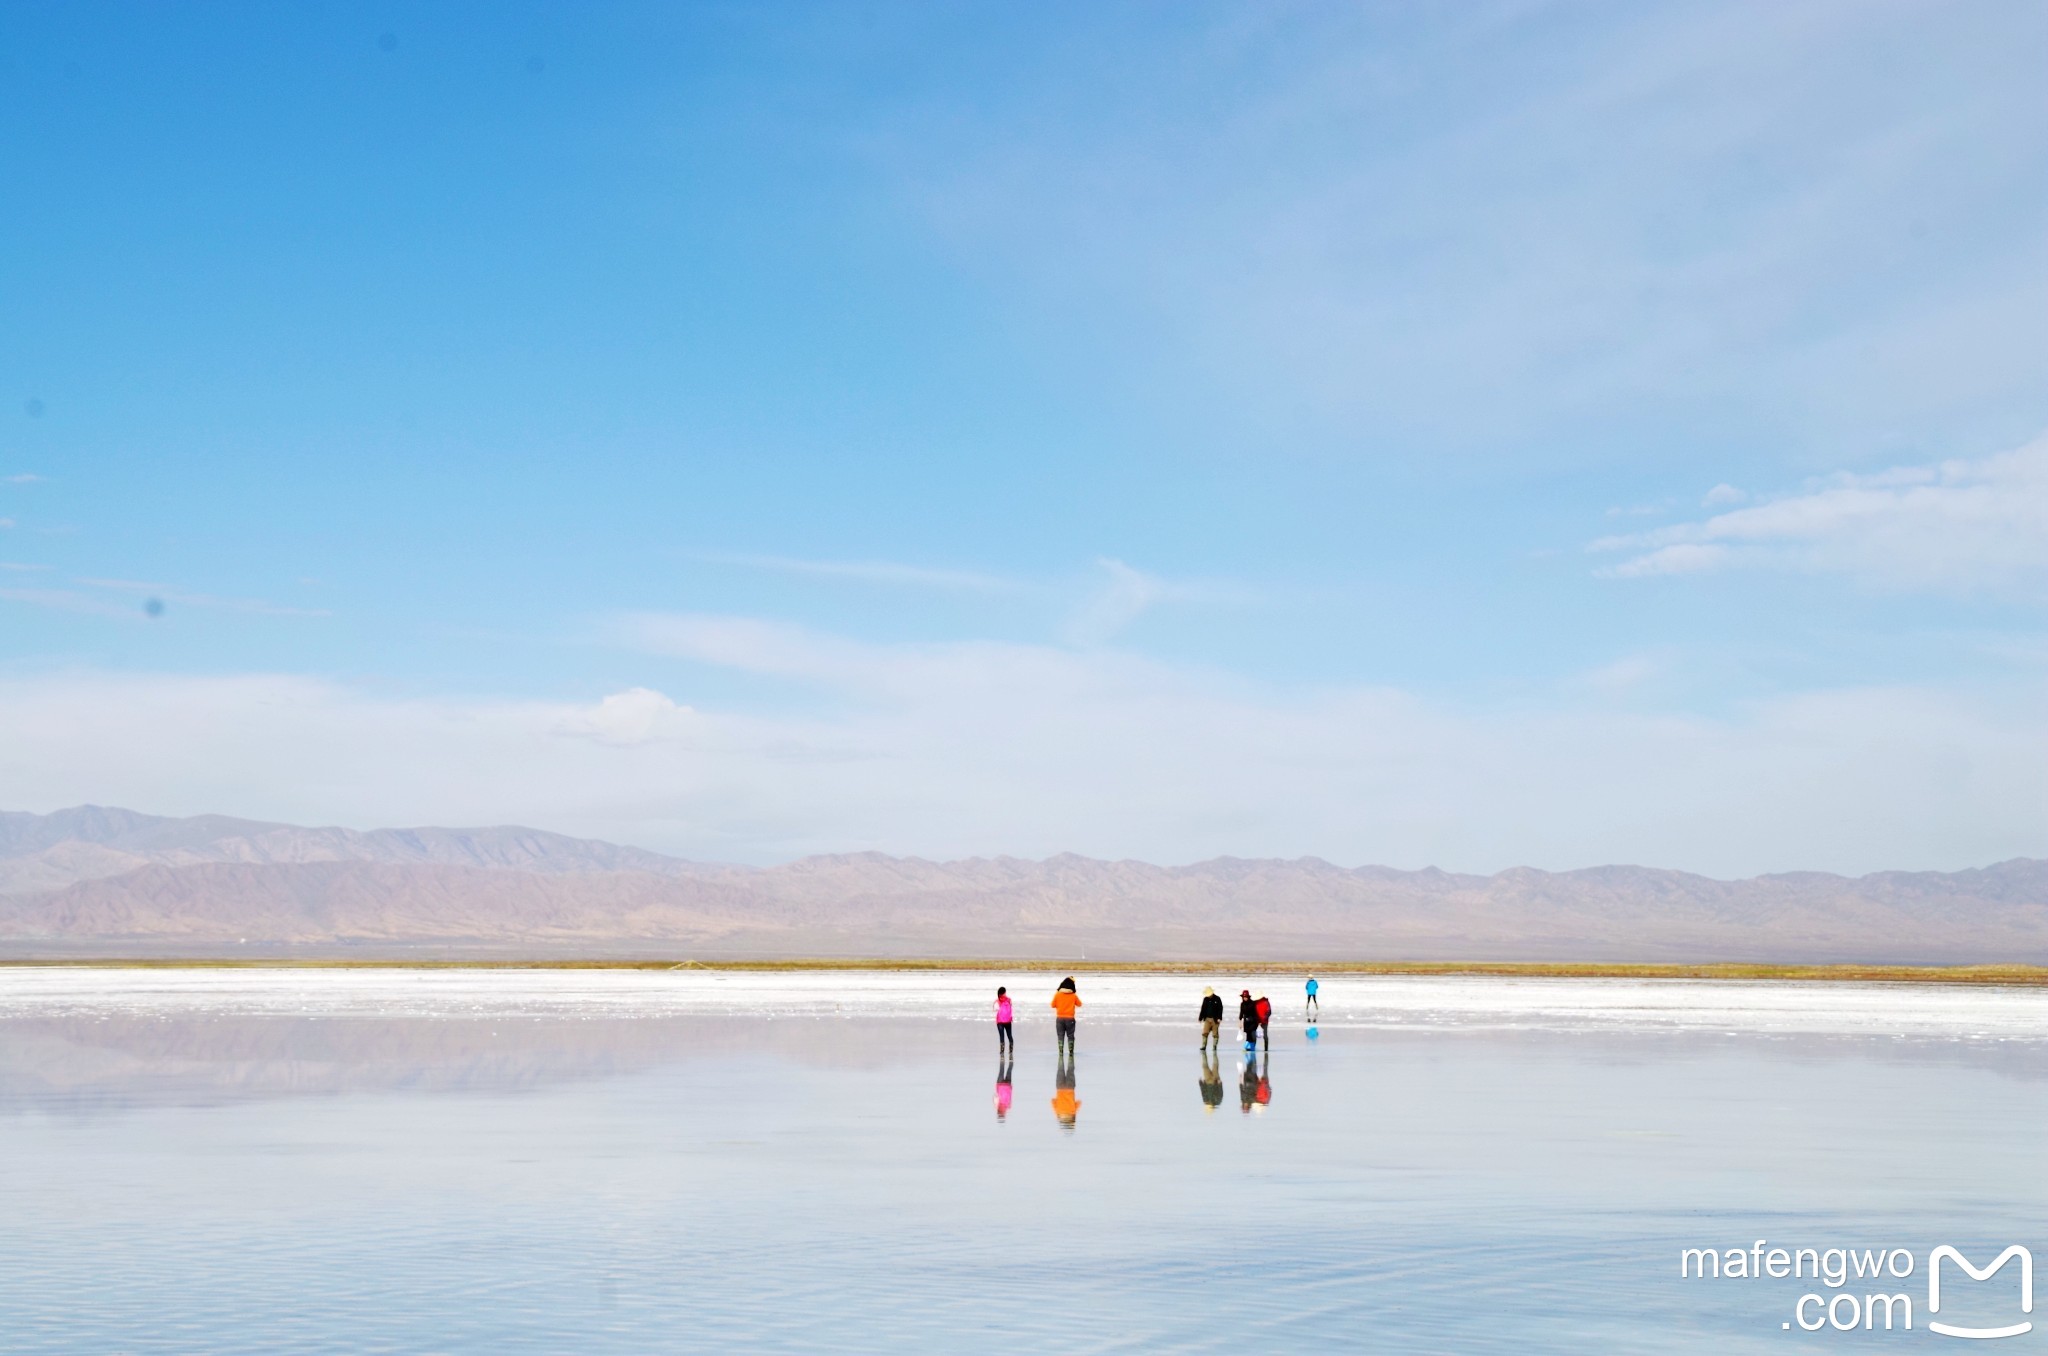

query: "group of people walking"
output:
1198 986 1282 1053
995 975 1320 1054
993 976 1318 1128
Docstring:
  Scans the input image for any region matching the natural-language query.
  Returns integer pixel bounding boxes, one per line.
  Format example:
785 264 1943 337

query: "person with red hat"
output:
1236 989 1259 1053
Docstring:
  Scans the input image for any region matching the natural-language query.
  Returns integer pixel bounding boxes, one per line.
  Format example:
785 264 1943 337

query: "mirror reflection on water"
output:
2 969 2043 1353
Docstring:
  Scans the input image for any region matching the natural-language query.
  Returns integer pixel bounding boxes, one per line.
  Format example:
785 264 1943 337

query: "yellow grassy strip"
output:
2 958 2047 986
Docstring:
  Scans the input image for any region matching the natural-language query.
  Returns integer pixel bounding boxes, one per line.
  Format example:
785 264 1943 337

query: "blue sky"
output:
1 0 2043 874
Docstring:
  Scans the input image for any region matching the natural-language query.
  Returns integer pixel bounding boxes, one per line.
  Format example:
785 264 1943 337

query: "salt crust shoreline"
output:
0 966 2043 1040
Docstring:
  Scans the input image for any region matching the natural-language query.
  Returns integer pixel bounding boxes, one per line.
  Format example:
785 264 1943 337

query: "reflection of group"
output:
1198 1047 1272 1113
986 976 1320 1128
1237 1052 1272 1113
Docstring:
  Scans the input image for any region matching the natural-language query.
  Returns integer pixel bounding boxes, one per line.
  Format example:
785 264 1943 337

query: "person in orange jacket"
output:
1050 976 1082 1054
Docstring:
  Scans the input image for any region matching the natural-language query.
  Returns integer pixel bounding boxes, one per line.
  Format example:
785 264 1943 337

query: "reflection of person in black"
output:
1051 1047 1080 1131
1199 1050 1223 1112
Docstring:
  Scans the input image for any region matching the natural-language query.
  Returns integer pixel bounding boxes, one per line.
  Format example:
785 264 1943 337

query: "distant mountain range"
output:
1 806 2043 961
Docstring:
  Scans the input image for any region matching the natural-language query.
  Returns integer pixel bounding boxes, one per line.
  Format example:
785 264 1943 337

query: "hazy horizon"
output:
5 801 2040 880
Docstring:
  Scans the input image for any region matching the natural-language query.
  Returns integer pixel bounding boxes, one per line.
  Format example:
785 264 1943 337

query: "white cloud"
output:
697 552 1023 594
1702 483 1747 506
559 687 691 747
3 474 40 485
1599 543 1734 579
1592 433 2048 589
0 628 2038 877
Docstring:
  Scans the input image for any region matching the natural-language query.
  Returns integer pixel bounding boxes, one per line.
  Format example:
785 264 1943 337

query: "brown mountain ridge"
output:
0 807 2042 962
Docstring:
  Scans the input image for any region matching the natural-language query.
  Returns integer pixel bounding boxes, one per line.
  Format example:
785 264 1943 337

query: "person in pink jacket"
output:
994 985 1014 1052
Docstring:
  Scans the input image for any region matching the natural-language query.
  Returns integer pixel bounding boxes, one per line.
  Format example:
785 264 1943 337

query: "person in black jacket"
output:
1198 986 1224 1052
1237 990 1260 1053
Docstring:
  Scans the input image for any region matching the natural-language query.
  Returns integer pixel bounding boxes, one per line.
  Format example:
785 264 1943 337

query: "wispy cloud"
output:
70 578 331 618
1060 557 1259 645
698 551 1024 594
1064 558 1162 645
3 473 41 485
1577 652 1664 694
0 562 52 573
894 2 2048 460
0 575 332 619
0 587 141 619
1591 432 2048 590
692 552 1255 647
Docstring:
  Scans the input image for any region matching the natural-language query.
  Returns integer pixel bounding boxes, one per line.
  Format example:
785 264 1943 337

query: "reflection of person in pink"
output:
994 1054 1014 1122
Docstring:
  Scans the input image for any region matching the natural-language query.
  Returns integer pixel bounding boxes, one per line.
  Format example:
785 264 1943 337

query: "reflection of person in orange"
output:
994 1054 1014 1122
1051 1049 1081 1131
1237 1052 1271 1113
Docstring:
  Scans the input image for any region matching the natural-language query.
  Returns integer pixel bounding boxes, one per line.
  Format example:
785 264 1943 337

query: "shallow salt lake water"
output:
2 969 2044 1353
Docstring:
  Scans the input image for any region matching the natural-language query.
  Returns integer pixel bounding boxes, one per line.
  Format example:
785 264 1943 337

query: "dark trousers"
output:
997 1021 1013 1050
1055 1017 1076 1050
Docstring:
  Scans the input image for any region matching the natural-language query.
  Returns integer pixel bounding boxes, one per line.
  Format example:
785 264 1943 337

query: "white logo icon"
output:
1929 1245 2033 1340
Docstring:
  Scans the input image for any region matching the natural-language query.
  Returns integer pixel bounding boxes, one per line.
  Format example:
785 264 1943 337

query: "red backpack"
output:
1254 996 1272 1024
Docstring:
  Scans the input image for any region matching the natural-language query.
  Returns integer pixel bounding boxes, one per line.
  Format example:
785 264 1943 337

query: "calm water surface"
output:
1 969 2043 1353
